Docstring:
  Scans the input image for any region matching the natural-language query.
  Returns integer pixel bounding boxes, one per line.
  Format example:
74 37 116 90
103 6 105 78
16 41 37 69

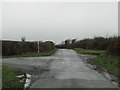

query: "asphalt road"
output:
2 49 118 88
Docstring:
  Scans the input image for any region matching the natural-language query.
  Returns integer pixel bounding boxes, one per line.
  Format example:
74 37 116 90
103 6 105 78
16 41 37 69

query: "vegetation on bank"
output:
74 48 105 55
90 55 119 77
0 65 2 90
56 36 119 56
3 49 57 58
2 65 24 89
2 40 55 56
74 48 119 79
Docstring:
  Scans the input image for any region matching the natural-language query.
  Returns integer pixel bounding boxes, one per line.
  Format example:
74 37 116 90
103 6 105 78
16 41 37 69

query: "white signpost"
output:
38 41 39 53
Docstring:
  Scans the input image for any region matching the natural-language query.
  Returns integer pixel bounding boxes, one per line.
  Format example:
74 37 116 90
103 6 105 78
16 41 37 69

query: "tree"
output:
21 37 26 42
71 39 77 44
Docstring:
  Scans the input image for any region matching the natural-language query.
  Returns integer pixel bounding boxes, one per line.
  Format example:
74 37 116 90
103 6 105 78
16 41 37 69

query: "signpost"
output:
38 41 39 53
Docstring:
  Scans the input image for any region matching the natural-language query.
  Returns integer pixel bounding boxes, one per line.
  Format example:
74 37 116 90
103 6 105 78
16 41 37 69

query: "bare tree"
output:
21 37 26 42
72 39 77 44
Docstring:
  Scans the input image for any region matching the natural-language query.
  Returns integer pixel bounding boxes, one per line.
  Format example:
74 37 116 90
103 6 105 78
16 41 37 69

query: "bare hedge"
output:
2 40 55 56
56 36 119 56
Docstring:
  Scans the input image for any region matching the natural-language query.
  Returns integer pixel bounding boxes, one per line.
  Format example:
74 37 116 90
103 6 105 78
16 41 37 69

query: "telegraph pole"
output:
38 41 39 53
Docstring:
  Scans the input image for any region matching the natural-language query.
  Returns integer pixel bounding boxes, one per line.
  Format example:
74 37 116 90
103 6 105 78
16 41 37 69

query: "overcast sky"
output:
2 2 118 44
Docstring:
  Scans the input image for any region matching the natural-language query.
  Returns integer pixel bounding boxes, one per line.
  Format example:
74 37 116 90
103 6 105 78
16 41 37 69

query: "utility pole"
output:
38 41 39 53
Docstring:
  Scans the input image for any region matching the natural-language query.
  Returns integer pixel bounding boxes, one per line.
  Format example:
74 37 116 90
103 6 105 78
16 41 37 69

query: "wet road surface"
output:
2 49 118 88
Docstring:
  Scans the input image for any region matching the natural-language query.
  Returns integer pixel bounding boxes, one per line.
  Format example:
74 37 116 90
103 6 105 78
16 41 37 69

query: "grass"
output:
0 65 2 90
2 49 57 58
2 65 24 89
74 48 105 55
90 55 119 77
74 48 119 78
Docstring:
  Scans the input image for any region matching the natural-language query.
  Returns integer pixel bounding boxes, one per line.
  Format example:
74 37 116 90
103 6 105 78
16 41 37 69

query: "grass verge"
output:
74 48 105 55
2 65 24 89
2 49 57 58
89 55 119 77
74 48 119 78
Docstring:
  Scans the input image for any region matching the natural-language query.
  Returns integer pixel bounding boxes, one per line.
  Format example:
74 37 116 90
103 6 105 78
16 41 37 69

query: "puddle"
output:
16 73 31 89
